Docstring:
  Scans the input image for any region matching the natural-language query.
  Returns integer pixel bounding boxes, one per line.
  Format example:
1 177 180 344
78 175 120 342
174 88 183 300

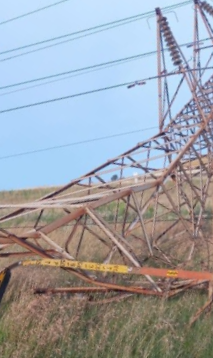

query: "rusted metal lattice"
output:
1 0 213 323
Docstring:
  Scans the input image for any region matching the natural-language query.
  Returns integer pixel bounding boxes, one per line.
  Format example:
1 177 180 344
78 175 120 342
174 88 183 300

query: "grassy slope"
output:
0 187 213 358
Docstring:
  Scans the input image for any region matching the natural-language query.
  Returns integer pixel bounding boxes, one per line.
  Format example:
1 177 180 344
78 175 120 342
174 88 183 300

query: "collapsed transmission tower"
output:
1 0 213 323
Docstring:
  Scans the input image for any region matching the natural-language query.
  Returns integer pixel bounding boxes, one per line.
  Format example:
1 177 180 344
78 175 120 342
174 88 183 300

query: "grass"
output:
0 279 213 358
0 186 213 357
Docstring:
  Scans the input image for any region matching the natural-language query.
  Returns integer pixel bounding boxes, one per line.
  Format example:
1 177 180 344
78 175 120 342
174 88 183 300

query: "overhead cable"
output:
0 21 153 63
0 80 141 114
0 52 155 90
0 126 158 160
0 55 148 98
0 66 212 115
0 74 175 115
0 36 212 93
0 14 152 56
0 0 72 26
0 1 192 63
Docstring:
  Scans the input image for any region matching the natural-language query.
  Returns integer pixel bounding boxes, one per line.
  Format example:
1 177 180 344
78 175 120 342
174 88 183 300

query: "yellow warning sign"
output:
166 270 178 278
22 259 128 274
0 270 6 288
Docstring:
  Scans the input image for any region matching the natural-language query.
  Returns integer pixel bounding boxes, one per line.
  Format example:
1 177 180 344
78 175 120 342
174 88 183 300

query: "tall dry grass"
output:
0 186 213 357
0 274 213 358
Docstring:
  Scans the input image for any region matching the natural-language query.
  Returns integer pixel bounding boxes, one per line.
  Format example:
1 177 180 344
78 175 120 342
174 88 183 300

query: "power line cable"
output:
0 75 170 115
0 19 145 63
0 81 137 115
0 126 158 160
0 0 72 26
1 1 191 54
0 1 192 62
0 21 153 63
0 36 211 92
1 41 212 99
0 15 151 56
1 66 213 115
0 54 148 98
0 52 155 90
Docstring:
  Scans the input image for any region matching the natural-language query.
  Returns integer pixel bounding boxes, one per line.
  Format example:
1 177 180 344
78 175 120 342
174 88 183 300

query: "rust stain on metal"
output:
1 1 213 325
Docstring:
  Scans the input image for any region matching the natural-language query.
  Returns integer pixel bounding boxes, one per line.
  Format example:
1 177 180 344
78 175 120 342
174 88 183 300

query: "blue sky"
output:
0 0 209 190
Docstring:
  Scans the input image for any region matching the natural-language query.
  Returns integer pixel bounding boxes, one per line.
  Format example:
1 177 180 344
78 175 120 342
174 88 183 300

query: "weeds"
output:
0 288 213 358
0 186 213 357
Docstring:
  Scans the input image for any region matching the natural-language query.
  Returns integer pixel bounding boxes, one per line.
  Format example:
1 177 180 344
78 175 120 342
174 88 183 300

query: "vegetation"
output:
0 186 212 357
0 279 213 358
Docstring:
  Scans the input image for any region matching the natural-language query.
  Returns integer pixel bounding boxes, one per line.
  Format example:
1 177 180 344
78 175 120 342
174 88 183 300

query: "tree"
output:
111 174 118 181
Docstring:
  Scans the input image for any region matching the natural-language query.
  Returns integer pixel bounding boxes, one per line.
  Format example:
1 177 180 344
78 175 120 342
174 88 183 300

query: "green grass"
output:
0 185 213 357
0 282 212 358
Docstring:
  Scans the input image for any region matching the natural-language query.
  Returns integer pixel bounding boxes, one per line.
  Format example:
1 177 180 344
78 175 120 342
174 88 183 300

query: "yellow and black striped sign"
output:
166 270 178 278
0 269 11 303
22 259 129 274
7 259 213 281
0 270 6 288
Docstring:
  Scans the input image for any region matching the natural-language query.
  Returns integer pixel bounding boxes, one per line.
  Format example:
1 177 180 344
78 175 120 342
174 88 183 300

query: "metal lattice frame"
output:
1 1 213 307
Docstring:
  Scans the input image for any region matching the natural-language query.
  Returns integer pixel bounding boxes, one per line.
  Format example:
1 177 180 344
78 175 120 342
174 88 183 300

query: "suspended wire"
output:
0 52 155 90
0 16 152 56
0 19 146 63
0 74 174 115
0 126 158 161
1 1 191 54
1 36 212 94
0 0 72 26
0 1 192 62
0 54 148 98
1 66 212 115
0 81 139 115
